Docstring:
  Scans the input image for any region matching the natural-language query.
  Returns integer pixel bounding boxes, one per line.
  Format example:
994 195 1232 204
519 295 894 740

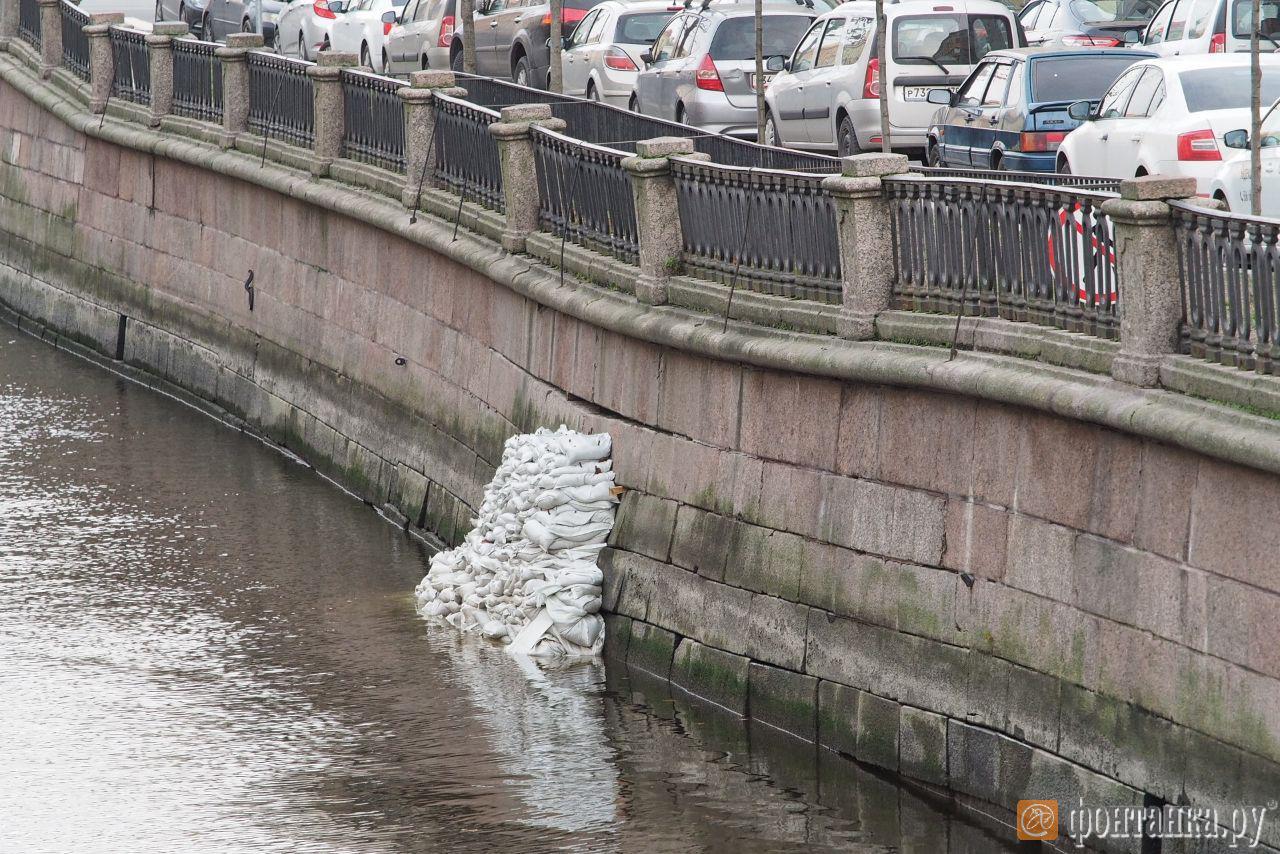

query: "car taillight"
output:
1210 31 1225 52
313 0 336 18
1177 128 1221 161
604 46 637 71
541 7 587 25
1019 131 1067 152
695 53 723 91
384 20 393 34
863 56 879 99
438 14 454 46
1061 34 1122 46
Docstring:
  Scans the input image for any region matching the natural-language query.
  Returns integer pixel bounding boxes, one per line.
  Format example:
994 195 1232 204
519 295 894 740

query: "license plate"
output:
748 72 777 91
902 86 947 101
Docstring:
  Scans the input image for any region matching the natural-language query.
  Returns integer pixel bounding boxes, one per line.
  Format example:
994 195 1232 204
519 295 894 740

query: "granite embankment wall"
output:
3 63 1280 851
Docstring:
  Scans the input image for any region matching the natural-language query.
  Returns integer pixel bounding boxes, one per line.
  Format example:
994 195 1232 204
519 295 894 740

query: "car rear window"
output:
1179 67 1280 111
709 15 813 61
566 0 603 10
1232 0 1280 36
1030 55 1146 101
1069 0 1157 23
893 14 1014 67
616 11 673 44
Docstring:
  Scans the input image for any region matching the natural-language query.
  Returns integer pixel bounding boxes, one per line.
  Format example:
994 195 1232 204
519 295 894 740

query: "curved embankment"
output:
2 53 1279 850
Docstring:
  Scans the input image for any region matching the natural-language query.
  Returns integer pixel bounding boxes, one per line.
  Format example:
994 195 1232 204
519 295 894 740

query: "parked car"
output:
448 0 608 87
1207 100 1280 212
925 46 1152 170
632 1 820 136
1018 0 1159 46
383 0 455 73
1057 54 1280 193
203 0 285 42
763 0 1021 154
155 0 213 38
273 0 349 57
329 0 408 70
560 0 678 105
1141 0 1280 55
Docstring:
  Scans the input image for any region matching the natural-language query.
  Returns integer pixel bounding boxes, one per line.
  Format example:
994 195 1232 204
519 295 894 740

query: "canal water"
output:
0 327 1024 853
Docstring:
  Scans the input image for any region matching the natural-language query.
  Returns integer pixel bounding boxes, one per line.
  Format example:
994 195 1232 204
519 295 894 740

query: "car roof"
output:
983 46 1157 61
831 0 1016 16
594 0 683 10
699 1 820 16
1133 53 1280 70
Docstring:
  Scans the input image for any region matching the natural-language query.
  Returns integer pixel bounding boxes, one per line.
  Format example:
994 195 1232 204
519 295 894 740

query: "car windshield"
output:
1069 0 1157 21
893 14 1014 67
1232 0 1280 37
1180 67 1280 112
1030 55 1145 101
616 11 673 43
709 15 812 61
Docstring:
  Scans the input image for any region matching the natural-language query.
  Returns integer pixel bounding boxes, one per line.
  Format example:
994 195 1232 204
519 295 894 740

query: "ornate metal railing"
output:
59 1 89 80
1173 201 1280 372
671 158 841 303
340 68 405 173
109 26 150 105
910 165 1120 192
172 38 223 122
247 51 314 147
432 92 503 212
17 0 39 49
885 176 1121 339
532 126 637 264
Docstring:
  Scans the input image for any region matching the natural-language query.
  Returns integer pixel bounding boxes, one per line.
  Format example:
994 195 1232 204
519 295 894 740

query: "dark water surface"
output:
0 328 1022 853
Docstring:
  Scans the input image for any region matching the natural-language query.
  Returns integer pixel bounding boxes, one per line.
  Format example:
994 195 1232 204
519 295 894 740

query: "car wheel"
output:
242 16 252 32
381 49 388 73
513 55 533 87
361 43 371 67
154 0 163 21
586 81 600 102
201 12 212 39
836 114 862 158
992 151 1006 171
299 31 309 60
628 94 638 112
1057 157 1072 175
675 103 687 125
926 139 942 167
421 54 429 70
451 50 463 73
763 111 780 146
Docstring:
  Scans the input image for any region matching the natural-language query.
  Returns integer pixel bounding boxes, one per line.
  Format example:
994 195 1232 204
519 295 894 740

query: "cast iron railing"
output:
172 37 223 122
17 0 39 48
885 176 1121 339
532 126 637 264
432 92 503 212
671 158 842 302
910 165 1120 192
109 26 150 104
1173 201 1280 372
247 51 314 147
340 68 405 173
59 0 89 80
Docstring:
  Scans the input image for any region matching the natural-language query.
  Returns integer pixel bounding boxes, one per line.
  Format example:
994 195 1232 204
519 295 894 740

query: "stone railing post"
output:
1101 175 1198 388
146 21 186 126
622 136 708 306
0 0 19 51
37 0 61 77
399 69 465 208
216 32 262 147
821 152 911 340
307 50 356 176
490 103 565 253
85 12 122 113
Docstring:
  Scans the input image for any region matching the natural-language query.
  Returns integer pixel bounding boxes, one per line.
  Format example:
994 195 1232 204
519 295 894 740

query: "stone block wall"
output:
2 68 1279 851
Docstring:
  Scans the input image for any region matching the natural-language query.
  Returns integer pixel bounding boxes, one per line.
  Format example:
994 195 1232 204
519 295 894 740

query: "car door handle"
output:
1100 134 1109 141
987 118 999 125
488 20 497 26
1129 136 1141 143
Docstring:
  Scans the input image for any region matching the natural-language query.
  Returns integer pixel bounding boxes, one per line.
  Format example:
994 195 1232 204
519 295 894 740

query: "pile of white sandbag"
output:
414 426 619 658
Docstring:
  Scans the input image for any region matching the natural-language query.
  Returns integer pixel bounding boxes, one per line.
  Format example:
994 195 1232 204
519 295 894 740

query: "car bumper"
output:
684 95 760 137
598 68 639 104
1152 160 1221 196
843 101 928 151
425 45 450 69
999 151 1057 173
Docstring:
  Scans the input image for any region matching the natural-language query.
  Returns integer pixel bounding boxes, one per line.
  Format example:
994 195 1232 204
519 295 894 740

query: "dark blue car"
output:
924 47 1154 171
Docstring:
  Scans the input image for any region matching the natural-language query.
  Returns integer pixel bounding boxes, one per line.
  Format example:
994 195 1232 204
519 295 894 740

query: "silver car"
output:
561 0 678 106
384 0 455 73
631 2 819 136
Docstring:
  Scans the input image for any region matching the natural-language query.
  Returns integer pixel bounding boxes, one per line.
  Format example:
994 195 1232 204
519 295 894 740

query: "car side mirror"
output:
1224 129 1250 149
1123 28 1140 44
380 9 397 23
562 35 573 48
765 54 785 73
926 88 953 105
1067 100 1094 121
640 50 653 64
329 0 346 11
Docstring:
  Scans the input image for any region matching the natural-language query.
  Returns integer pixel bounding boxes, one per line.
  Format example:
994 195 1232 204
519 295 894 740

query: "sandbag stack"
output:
414 426 618 657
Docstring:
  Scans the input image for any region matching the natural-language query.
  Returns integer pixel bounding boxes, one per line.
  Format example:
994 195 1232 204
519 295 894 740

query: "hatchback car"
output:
329 0 407 69
203 0 285 42
1057 54 1280 193
764 0 1020 153
1208 105 1280 213
274 0 348 57
1141 0 1280 55
926 46 1152 170
561 0 679 105
631 1 820 136
384 0 455 72
1019 0 1159 46
155 0 214 38
449 0 606 87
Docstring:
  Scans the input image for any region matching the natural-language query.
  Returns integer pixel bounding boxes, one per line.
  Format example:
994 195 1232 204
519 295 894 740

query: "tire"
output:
299 31 309 61
361 43 371 68
992 151 1006 171
1057 157 1072 175
272 24 281 52
628 94 638 112
926 139 942 167
201 12 212 40
763 112 780 147
513 54 533 87
381 49 388 73
675 103 687 125
421 54 429 70
586 81 600 102
154 0 163 22
451 50 463 73
836 114 862 158
241 17 252 33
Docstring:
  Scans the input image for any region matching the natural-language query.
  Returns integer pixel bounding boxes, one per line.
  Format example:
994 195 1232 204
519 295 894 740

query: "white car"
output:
274 0 348 59
1207 101 1280 214
1141 0 1280 56
560 0 677 106
1057 54 1280 193
329 0 408 71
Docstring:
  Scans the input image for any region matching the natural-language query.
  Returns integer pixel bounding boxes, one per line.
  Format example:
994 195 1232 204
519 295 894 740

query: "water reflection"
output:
0 329 1022 853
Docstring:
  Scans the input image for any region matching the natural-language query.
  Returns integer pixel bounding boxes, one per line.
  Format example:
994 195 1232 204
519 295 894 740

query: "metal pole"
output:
754 0 765 141
549 0 562 92
1251 0 1263 216
875 0 889 153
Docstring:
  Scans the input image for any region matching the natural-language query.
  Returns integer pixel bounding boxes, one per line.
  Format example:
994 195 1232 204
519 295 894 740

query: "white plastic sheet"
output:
414 426 617 657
